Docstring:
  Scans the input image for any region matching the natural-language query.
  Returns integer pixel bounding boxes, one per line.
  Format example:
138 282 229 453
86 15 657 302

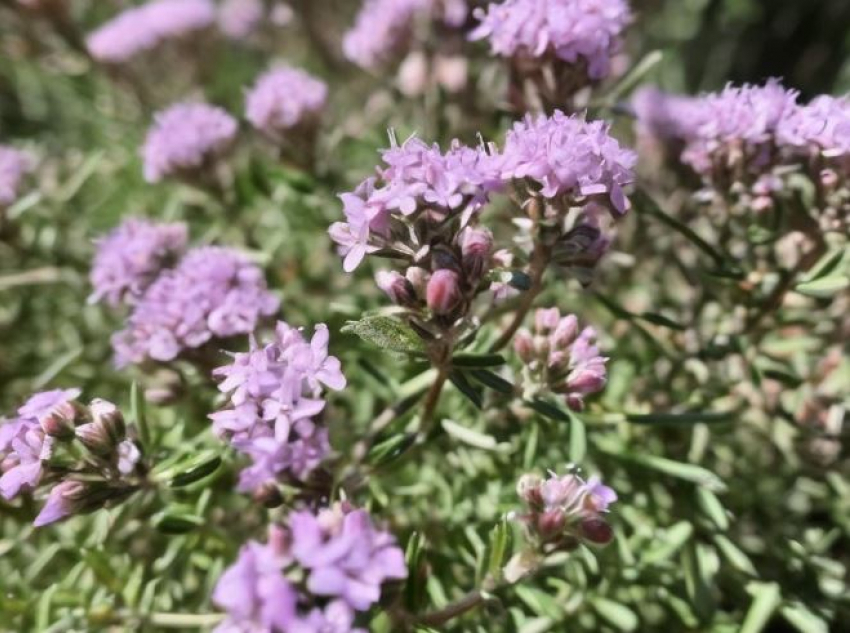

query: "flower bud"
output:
516 473 543 505
397 51 429 97
534 308 560 333
426 269 462 315
40 400 84 440
460 227 493 282
116 439 141 475
566 368 607 395
579 517 614 545
89 399 126 443
376 270 418 307
513 330 535 364
536 508 567 540
405 266 429 296
550 314 578 349
434 55 468 93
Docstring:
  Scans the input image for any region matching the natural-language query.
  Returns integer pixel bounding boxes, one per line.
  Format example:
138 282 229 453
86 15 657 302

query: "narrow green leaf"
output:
569 413 587 464
780 603 828 633
130 381 150 449
442 419 499 451
795 275 849 299
525 398 570 422
741 582 781 633
470 368 515 394
169 455 222 488
342 315 426 354
713 535 757 576
32 346 82 389
366 433 418 467
696 488 729 530
609 450 726 492
523 423 539 470
448 370 483 409
638 312 686 331
603 50 663 104
591 597 639 632
625 410 735 425
451 353 506 368
488 519 511 581
643 521 693 565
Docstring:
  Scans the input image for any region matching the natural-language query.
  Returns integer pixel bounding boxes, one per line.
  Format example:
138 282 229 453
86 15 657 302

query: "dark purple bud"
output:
376 270 418 307
580 517 614 545
426 269 462 315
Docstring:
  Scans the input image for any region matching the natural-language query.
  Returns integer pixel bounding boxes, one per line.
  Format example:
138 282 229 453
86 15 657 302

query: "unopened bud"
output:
537 508 567 539
516 473 543 505
40 400 84 440
566 369 606 395
405 266 429 296
376 270 418 307
534 308 560 333
434 55 468 93
397 51 429 97
460 227 493 282
550 314 578 349
426 269 462 315
580 517 614 545
513 330 535 364
76 400 125 455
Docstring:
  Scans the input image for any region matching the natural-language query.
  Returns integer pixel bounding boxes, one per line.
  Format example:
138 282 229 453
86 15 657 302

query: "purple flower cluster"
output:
213 505 406 632
0 145 32 207
500 110 636 215
1 390 142 527
516 470 617 546
514 308 607 411
142 102 238 183
245 67 328 140
86 0 216 64
778 95 850 171
471 0 632 81
89 218 188 307
112 247 279 367
210 321 345 492
343 0 466 70
631 86 705 144
330 135 502 272
218 0 265 40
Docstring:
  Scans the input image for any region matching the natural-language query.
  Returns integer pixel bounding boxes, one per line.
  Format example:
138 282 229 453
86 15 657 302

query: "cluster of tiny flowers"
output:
631 86 705 144
89 218 188 307
86 0 215 64
516 470 617 547
778 94 850 179
210 321 345 494
471 0 632 80
112 247 279 367
343 0 467 70
1 390 142 527
514 308 607 411
142 102 239 183
330 134 502 272
217 0 265 40
500 110 636 214
0 145 32 207
245 67 328 141
213 504 407 632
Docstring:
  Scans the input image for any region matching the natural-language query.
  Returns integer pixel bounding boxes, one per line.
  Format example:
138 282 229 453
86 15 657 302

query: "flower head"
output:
514 308 607 410
210 321 345 491
245 66 328 139
113 247 279 367
87 0 215 64
90 218 188 307
343 0 433 70
218 0 265 40
500 110 636 214
0 146 32 208
471 0 632 80
142 102 238 183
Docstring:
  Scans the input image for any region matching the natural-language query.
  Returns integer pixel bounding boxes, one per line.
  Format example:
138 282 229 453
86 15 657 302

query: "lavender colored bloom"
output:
343 0 432 70
218 0 265 40
289 505 408 611
514 308 607 410
330 135 502 271
0 389 79 500
245 67 328 139
0 146 32 208
213 509 402 631
112 247 279 367
90 218 188 307
470 0 632 80
142 102 238 183
500 110 636 214
33 480 86 527
631 86 706 143
86 0 216 64
210 321 345 491
777 94 850 164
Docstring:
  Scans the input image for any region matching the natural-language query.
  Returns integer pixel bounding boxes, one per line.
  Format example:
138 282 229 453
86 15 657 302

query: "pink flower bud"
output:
376 270 418 307
76 399 125 455
426 269 462 315
537 508 567 539
566 368 607 395
397 51 429 97
513 329 535 364
534 308 561 333
460 227 493 281
580 517 613 545
516 473 543 505
434 55 468 93
40 401 84 440
550 314 579 349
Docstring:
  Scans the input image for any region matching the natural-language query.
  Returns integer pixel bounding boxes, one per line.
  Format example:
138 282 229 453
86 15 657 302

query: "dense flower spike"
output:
210 321 345 492
89 218 188 307
113 247 279 367
213 506 406 631
471 0 632 81
0 145 32 207
142 102 238 183
516 470 617 546
245 66 328 140
330 135 501 272
343 0 467 70
514 308 607 410
218 0 265 40
500 110 636 214
1 391 143 526
86 0 216 64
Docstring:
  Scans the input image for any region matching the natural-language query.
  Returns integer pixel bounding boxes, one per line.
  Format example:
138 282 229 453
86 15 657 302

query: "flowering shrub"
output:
0 0 848 631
